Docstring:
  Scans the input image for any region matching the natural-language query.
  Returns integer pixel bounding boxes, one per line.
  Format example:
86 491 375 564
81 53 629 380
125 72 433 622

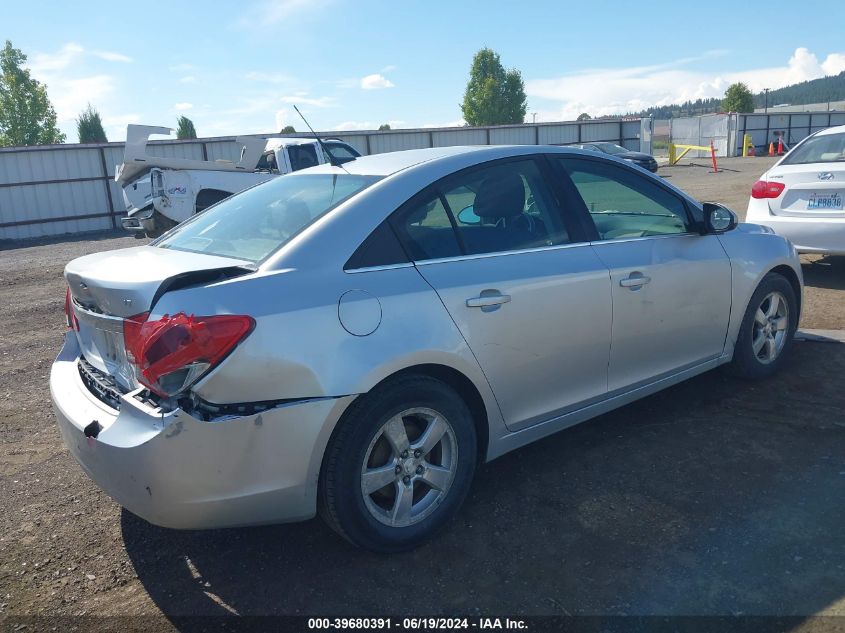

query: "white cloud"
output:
239 0 331 27
280 94 335 108
92 50 132 63
174 102 193 111
179 75 198 84
29 43 132 72
821 53 845 75
526 47 845 120
29 43 84 73
168 63 195 72
360 73 394 90
44 75 116 124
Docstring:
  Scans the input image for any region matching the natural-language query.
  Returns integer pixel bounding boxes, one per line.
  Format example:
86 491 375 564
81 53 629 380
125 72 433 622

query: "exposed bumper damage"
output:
51 335 355 529
120 206 155 233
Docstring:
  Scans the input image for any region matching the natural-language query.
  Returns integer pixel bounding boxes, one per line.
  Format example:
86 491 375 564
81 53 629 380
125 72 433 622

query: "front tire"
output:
728 272 798 380
319 375 477 553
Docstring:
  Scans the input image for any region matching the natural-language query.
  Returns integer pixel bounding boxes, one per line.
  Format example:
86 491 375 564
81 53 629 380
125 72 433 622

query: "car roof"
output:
299 145 493 176
300 144 621 178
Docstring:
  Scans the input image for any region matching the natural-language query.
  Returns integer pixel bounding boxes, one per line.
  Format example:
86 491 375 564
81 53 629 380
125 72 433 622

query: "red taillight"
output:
64 288 79 331
751 180 785 199
123 312 254 397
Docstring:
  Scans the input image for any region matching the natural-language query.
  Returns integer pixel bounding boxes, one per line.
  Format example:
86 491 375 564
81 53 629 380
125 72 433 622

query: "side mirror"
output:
457 205 481 225
702 202 738 234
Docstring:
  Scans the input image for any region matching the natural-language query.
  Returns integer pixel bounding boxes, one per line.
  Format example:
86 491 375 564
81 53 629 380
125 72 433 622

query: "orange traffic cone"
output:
768 142 775 157
777 138 784 155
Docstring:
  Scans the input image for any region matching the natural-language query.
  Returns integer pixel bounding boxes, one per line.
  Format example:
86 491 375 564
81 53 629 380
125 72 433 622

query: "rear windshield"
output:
782 132 845 165
155 174 381 263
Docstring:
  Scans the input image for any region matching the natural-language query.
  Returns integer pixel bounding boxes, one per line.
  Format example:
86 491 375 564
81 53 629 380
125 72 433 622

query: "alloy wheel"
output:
751 290 789 365
360 407 458 528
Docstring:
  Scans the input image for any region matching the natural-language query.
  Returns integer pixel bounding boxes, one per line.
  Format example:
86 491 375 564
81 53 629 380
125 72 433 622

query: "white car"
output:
747 125 845 254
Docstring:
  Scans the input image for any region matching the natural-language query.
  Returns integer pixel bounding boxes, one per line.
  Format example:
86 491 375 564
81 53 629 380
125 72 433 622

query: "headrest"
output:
473 173 525 220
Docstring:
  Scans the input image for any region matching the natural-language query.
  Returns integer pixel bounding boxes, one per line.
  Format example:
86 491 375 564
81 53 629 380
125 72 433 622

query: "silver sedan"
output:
52 145 803 552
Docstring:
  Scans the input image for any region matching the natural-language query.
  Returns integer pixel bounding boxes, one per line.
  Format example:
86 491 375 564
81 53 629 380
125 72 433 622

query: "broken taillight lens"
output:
123 312 254 397
64 288 79 331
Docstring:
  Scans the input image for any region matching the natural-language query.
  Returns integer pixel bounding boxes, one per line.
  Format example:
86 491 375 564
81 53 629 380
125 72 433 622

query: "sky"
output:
6 0 845 143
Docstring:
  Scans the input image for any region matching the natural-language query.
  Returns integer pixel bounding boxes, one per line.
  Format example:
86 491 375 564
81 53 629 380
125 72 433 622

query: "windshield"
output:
155 174 381 263
595 143 628 155
782 132 845 165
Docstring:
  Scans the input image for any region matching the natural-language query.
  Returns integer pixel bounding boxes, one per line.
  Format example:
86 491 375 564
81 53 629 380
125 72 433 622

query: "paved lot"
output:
0 157 844 628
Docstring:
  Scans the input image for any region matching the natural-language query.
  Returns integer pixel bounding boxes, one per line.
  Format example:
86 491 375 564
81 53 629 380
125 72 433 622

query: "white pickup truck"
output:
116 125 360 237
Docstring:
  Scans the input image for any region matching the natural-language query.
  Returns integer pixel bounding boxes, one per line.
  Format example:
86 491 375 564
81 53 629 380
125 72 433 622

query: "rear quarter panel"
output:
152 264 507 447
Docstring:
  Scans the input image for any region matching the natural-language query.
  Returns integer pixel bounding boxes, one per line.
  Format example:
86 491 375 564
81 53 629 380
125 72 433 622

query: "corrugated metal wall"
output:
736 111 845 153
1 119 643 241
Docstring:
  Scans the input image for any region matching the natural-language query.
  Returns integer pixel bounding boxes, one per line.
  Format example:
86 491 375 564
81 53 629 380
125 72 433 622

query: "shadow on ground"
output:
122 343 845 621
802 256 845 292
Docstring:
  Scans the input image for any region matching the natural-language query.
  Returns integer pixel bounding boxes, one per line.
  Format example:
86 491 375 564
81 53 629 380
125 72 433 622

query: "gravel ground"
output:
1 158 844 629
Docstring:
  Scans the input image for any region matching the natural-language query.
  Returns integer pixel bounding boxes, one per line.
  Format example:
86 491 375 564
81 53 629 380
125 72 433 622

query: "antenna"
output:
292 105 348 172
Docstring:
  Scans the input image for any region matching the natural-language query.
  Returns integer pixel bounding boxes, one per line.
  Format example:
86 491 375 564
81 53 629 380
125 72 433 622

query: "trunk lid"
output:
65 245 254 390
767 164 845 218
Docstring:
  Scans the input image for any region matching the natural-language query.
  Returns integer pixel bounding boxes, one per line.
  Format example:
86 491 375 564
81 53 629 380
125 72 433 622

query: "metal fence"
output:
663 114 739 159
0 118 644 241
658 110 845 161
737 111 845 153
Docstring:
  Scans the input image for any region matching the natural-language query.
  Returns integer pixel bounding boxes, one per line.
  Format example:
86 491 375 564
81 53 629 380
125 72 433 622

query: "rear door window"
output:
390 158 570 261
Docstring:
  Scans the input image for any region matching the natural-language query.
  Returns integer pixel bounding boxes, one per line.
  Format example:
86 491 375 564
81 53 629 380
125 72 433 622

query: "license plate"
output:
807 192 843 210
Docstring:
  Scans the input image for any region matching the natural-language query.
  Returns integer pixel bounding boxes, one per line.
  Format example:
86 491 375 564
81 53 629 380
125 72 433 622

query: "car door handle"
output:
620 274 651 288
466 293 511 308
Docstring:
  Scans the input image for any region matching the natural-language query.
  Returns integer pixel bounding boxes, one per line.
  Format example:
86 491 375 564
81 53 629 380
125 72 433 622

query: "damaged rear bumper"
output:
120 206 155 233
50 335 355 529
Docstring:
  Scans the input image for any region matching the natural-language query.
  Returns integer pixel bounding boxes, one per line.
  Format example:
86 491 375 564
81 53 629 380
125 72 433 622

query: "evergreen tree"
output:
461 48 527 126
76 104 107 143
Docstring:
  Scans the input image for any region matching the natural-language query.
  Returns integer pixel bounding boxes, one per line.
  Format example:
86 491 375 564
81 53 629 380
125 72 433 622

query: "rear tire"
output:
319 375 477 553
728 272 798 380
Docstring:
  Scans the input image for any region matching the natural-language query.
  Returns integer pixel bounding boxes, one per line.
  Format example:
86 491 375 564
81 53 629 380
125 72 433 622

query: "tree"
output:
0 40 65 146
378 123 391 131
461 48 527 126
721 82 754 113
176 115 197 139
577 112 591 121
280 125 296 134
76 104 107 143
